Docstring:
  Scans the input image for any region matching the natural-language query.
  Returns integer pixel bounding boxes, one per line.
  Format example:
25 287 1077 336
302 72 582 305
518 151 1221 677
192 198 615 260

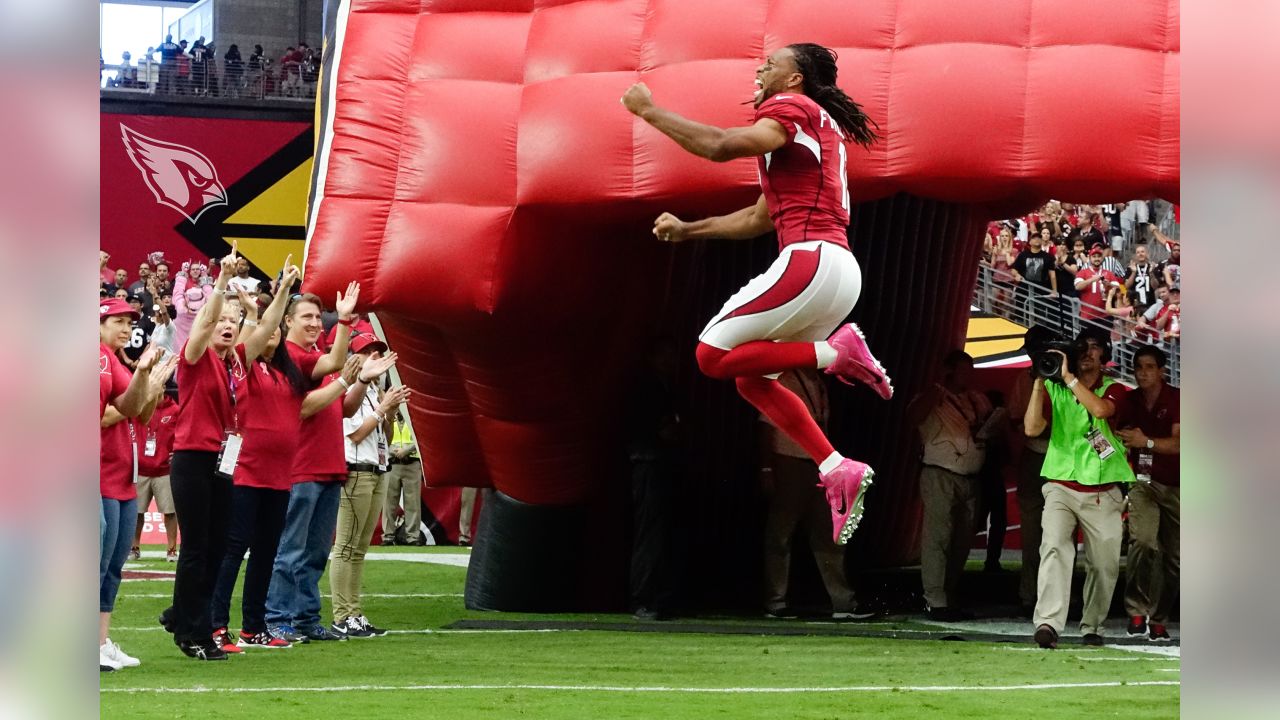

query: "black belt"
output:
389 458 420 465
347 463 381 473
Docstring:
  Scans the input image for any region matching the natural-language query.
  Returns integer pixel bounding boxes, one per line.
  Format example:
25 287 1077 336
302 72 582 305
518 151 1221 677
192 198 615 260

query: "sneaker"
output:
268 624 309 644
355 615 388 636
165 547 178 562
128 547 141 561
831 608 878 621
926 607 973 622
1082 633 1105 646
1034 624 1058 649
824 323 893 399
238 630 291 649
302 623 347 641
212 628 244 655
177 638 228 661
99 643 124 671
336 616 374 638
101 638 140 668
819 458 874 545
1127 616 1148 638
763 607 798 620
1148 623 1171 642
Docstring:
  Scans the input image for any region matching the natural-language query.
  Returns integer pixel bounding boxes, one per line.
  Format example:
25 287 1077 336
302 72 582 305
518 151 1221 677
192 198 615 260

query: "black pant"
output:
210 485 290 634
169 451 232 643
629 457 679 612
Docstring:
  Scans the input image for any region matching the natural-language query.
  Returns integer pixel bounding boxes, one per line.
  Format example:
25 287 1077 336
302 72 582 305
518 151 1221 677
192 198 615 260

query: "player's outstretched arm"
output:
654 195 773 243
622 82 786 161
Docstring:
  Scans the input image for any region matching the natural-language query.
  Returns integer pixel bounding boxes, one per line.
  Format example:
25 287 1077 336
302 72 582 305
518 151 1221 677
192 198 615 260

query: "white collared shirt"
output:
343 383 385 467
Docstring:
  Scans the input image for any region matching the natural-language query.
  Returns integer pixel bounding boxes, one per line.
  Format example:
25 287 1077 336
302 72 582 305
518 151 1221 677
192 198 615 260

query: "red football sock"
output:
695 341 817 380
734 376 835 463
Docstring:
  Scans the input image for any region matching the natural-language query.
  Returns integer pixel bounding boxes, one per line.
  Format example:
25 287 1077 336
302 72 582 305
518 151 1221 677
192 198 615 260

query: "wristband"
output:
1066 378 1079 389
337 317 355 327
338 377 351 390
374 412 386 423
242 319 258 327
1145 438 1154 449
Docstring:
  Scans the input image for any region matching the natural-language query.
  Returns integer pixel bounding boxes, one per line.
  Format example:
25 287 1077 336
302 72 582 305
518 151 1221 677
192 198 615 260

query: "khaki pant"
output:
382 460 422 543
1124 481 1180 623
762 455 856 613
1016 449 1048 607
330 470 386 622
459 486 478 543
1034 482 1125 636
919 465 979 610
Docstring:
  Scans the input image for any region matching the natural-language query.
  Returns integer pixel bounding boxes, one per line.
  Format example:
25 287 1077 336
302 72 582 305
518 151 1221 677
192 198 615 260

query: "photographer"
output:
1022 328 1135 648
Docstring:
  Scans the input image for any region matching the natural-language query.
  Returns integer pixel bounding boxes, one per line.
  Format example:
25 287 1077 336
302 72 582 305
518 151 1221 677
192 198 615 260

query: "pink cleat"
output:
824 323 893 400
819 459 875 546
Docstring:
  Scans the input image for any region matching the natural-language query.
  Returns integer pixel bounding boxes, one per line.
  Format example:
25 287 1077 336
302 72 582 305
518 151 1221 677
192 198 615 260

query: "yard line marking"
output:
1158 669 1180 672
123 593 463 599
1076 657 1179 662
102 680 1180 695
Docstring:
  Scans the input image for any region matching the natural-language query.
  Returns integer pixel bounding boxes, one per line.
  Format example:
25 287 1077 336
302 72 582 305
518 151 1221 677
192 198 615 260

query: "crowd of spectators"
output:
979 201 1182 363
101 36 320 100
99 247 420 670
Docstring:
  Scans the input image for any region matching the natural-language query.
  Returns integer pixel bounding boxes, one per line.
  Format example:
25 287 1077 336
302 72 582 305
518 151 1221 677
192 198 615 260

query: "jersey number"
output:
819 109 851 212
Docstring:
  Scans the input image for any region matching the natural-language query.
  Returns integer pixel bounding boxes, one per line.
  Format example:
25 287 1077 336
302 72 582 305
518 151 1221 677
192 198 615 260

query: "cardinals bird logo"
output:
121 124 228 223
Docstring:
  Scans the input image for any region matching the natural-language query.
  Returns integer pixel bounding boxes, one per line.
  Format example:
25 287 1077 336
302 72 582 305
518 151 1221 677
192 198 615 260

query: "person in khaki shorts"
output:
383 412 423 546
132 385 180 562
331 333 411 638
1022 328 1135 648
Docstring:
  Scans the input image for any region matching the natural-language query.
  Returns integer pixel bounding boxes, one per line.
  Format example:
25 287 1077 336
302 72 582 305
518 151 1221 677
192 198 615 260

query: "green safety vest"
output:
1041 377 1136 485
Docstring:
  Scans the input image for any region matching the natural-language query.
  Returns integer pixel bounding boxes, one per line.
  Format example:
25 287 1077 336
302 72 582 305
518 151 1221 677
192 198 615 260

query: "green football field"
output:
100 547 1179 719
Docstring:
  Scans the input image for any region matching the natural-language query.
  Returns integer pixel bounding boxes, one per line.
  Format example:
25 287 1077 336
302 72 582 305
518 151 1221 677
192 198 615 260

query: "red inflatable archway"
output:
303 0 1179 608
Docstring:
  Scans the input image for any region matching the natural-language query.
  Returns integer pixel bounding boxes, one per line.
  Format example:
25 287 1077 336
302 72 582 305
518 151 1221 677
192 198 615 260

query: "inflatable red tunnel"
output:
303 0 1178 609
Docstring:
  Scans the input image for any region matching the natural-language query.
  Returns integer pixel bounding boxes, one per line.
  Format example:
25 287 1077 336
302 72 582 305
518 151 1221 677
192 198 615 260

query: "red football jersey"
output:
1076 266 1121 321
754 94 851 251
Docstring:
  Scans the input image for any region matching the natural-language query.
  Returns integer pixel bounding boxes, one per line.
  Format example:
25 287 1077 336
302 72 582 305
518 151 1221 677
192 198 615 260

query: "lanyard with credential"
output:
216 355 244 478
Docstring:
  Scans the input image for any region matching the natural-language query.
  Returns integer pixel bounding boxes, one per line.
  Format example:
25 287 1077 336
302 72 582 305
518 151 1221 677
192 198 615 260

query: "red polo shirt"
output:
286 341 347 482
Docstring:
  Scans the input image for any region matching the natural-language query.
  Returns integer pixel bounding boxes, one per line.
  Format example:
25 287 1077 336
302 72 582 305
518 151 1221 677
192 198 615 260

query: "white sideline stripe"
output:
102 680 1179 695
124 593 463 599
1077 657 1179 662
113 627 569 634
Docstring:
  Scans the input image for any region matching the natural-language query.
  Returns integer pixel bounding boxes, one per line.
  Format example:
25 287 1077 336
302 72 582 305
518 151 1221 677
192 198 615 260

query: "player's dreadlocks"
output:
787 43 880 148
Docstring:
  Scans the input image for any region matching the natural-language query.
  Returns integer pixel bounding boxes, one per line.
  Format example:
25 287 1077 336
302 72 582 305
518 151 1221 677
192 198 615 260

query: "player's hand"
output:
621 82 654 116
653 213 688 243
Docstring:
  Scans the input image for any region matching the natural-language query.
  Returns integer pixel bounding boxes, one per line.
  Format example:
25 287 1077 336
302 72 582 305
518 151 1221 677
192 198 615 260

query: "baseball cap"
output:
100 298 140 321
350 332 388 355
1088 243 1105 256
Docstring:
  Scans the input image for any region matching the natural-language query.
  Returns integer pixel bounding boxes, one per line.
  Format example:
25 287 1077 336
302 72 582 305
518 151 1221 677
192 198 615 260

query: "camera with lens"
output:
1021 326 1078 383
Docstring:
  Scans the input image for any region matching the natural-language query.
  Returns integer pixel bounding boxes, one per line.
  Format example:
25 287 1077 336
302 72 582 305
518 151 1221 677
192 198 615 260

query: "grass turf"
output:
101 547 1179 719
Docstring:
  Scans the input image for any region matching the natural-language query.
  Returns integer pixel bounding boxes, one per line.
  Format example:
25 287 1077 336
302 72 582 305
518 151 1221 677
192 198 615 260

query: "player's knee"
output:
695 343 731 379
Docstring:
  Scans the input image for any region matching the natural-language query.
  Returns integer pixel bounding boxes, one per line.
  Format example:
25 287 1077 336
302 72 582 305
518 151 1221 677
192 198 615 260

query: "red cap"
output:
350 332 388 355
1088 244 1105 256
99 298 140 321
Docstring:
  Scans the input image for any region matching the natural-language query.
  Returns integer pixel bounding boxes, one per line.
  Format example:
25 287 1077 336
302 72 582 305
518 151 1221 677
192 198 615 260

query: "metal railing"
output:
972 264 1180 387
101 57 318 102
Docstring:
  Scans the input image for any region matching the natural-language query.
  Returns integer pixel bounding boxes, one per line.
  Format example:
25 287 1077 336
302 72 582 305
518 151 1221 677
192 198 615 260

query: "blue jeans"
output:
264 480 341 629
100 497 138 612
